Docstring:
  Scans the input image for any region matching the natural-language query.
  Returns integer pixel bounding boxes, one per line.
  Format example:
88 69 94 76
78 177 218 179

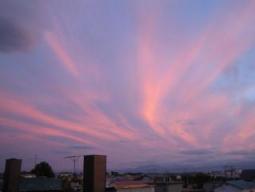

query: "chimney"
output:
3 159 22 192
83 155 106 192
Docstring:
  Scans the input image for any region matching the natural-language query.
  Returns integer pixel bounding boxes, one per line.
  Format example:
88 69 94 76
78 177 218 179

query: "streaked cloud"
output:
0 0 255 171
45 32 79 77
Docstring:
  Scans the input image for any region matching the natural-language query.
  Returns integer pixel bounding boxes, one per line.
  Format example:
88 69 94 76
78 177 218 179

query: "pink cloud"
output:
45 32 79 77
136 0 255 147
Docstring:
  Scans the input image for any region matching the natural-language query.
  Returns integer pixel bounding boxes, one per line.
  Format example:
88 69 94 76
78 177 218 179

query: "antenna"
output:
64 155 82 175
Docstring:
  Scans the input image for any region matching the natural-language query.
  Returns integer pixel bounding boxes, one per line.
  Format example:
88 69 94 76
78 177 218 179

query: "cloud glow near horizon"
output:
1 0 255 171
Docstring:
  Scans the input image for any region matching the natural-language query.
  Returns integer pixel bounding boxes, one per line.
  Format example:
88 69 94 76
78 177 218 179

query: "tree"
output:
192 173 211 189
31 161 55 178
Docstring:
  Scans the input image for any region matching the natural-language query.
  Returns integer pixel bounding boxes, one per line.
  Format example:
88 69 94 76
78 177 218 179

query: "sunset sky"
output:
1 0 255 172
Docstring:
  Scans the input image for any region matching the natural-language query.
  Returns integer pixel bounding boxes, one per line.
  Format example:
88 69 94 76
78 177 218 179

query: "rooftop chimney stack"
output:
83 155 106 192
3 158 22 192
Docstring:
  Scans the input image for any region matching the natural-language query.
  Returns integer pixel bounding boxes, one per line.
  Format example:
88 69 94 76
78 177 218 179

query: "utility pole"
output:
34 154 38 167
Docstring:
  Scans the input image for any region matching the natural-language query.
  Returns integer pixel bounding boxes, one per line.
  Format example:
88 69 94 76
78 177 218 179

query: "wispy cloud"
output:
45 32 79 77
0 0 255 170
136 0 255 148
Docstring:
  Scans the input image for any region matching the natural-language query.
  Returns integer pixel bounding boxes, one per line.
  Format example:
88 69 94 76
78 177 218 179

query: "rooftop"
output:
19 178 62 192
112 180 153 189
227 180 255 190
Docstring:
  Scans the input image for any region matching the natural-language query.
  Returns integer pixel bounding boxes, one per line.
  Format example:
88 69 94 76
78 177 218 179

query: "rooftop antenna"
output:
64 155 82 175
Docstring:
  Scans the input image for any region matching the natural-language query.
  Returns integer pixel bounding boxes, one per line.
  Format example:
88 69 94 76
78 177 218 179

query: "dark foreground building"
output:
83 155 106 192
2 158 63 192
3 159 22 192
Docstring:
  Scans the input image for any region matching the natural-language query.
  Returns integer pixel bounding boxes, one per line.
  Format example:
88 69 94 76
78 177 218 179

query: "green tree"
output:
31 161 55 178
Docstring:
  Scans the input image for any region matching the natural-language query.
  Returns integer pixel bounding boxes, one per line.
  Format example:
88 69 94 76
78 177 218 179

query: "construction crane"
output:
64 155 82 175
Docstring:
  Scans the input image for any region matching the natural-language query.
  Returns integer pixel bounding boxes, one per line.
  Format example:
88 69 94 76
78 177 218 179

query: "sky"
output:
0 0 255 172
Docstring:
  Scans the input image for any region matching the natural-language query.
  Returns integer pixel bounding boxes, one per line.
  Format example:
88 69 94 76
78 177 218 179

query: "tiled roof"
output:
227 180 255 190
112 180 153 189
19 178 62 192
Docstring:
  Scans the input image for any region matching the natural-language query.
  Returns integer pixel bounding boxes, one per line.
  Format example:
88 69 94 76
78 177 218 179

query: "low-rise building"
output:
109 180 155 192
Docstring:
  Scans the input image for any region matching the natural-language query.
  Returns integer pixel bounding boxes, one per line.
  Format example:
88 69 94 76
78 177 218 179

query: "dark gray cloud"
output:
225 150 255 156
0 1 48 53
0 17 35 53
176 119 197 126
70 145 94 150
179 149 214 156
52 150 71 155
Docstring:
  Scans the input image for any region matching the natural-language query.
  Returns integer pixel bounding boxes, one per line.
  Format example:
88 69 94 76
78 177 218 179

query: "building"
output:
3 158 22 192
19 178 63 192
0 179 3 192
21 172 36 179
214 180 255 192
155 183 183 192
2 158 64 192
83 155 106 192
109 181 155 192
